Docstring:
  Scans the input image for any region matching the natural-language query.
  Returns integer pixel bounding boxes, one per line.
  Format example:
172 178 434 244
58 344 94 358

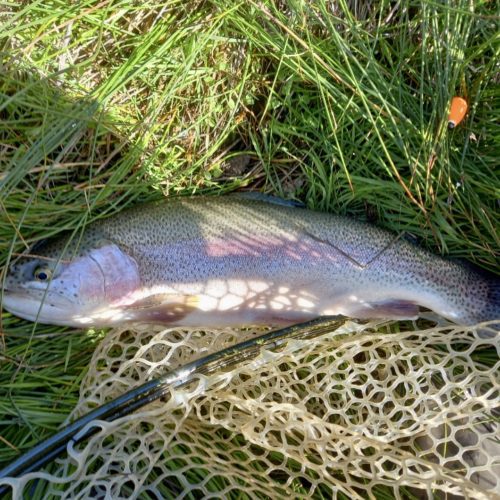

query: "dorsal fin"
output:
231 192 305 208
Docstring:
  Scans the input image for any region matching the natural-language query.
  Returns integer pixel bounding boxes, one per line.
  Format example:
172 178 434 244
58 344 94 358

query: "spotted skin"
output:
2 196 499 328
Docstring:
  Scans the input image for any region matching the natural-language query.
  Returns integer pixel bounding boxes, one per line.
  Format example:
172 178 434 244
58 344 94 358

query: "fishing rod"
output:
0 316 346 490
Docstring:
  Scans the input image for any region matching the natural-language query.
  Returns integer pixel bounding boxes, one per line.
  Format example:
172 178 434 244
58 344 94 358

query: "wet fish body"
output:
2 196 499 327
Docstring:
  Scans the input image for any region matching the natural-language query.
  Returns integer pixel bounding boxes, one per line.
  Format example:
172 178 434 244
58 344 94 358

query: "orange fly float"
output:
448 97 468 129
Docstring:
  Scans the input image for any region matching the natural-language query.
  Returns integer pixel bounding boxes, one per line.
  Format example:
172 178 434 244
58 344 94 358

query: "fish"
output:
1 194 499 328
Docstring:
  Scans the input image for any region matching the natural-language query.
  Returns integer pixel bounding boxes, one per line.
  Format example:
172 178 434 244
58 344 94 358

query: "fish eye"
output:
34 266 52 282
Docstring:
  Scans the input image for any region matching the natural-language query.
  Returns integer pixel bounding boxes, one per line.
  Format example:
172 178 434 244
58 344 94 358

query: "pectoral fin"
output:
124 294 199 324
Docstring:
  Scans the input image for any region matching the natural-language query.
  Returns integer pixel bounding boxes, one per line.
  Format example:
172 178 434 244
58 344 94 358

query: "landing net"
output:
2 320 499 499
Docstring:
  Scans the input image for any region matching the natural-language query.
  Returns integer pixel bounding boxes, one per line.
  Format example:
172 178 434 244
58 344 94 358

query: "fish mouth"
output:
1 288 127 328
1 288 78 326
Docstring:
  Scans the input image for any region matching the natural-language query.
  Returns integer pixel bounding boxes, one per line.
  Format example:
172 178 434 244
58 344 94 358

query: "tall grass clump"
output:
0 0 498 494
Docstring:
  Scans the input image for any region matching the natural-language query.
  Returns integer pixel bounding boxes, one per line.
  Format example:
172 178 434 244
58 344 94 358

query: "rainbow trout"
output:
2 195 499 328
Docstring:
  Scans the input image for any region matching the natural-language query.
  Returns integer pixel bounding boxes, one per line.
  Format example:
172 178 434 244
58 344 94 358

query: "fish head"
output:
2 234 141 327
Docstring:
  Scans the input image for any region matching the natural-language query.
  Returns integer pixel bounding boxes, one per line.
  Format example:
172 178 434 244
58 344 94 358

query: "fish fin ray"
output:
124 294 199 324
125 293 199 310
351 300 419 319
231 192 305 208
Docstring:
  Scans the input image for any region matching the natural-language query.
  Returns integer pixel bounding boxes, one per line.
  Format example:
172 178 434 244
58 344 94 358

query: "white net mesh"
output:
2 320 499 499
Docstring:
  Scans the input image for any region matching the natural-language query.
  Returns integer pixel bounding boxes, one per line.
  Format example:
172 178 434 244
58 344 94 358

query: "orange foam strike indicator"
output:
448 97 468 129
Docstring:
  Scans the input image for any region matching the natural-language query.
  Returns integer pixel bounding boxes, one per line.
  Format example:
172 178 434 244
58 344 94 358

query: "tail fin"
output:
453 259 499 325
483 277 500 323
469 273 500 337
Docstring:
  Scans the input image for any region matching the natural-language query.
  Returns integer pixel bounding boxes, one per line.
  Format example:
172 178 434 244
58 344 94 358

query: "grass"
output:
0 0 498 497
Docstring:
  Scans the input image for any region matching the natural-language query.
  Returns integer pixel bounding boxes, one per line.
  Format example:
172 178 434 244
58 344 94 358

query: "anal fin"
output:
352 299 419 320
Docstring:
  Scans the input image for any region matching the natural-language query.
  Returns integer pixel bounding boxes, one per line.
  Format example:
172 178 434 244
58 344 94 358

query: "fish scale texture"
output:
2 321 499 499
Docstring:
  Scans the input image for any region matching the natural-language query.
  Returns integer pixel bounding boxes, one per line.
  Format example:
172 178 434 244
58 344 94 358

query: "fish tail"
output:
433 260 499 329
462 268 500 329
483 276 500 322
468 275 500 338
